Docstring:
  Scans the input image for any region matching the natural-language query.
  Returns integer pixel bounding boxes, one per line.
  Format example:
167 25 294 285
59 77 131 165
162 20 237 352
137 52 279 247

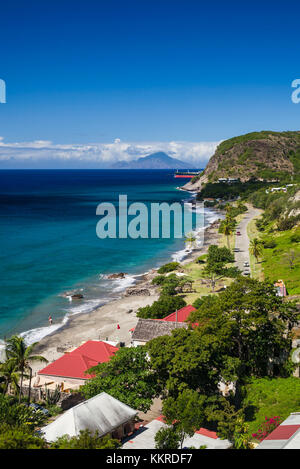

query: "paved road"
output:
234 207 262 276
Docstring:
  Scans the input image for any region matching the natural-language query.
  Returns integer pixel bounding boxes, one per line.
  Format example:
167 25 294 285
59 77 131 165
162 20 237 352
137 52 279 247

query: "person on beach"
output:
117 324 120 330
48 315 53 325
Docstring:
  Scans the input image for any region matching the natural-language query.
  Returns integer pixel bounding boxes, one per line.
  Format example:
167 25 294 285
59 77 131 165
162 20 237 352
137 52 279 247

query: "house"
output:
131 319 188 346
162 305 196 322
256 412 300 449
41 392 137 442
274 280 287 297
38 340 119 387
122 415 232 449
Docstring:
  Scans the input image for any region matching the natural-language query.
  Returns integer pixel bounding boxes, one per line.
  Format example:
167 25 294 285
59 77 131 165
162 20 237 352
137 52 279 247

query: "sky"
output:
0 0 300 168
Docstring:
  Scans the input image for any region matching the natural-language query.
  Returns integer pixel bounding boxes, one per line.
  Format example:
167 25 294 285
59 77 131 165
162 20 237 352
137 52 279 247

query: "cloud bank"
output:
0 137 219 169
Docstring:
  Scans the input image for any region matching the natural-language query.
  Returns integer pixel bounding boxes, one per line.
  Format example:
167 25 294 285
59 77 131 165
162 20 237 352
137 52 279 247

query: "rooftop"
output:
122 416 231 449
132 318 188 343
38 340 118 380
42 392 137 442
256 413 300 449
162 305 196 322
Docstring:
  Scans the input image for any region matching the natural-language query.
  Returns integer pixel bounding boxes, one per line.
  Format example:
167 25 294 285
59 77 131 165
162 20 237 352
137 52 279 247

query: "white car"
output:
243 261 249 267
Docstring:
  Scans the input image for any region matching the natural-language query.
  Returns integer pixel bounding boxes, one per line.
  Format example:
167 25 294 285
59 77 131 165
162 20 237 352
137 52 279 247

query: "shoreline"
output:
32 211 223 371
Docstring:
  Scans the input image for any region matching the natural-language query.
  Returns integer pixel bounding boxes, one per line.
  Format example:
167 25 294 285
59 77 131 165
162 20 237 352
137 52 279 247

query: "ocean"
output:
0 169 216 348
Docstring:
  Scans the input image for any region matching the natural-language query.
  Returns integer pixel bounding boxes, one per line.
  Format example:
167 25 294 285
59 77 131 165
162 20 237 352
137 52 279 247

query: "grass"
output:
181 212 246 304
247 216 264 281
243 377 300 435
261 227 300 295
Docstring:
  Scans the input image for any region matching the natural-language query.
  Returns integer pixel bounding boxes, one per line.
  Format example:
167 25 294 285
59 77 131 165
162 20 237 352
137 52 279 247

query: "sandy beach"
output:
32 214 222 374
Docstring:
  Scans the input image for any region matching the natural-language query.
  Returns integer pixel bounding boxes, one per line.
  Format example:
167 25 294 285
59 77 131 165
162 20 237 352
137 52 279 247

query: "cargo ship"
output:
174 170 202 178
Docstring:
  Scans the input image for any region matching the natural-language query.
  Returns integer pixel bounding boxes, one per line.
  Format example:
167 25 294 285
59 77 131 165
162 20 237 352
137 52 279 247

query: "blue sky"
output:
0 0 300 167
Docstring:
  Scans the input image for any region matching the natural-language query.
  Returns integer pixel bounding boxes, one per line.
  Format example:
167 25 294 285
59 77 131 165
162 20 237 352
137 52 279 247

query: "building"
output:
274 280 287 297
162 305 196 322
37 340 119 388
131 319 188 346
41 392 137 442
122 415 231 449
256 413 300 449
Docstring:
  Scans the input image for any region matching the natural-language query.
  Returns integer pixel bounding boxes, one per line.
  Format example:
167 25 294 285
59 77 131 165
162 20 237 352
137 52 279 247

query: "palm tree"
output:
249 238 263 263
5 335 48 403
0 360 20 395
219 217 235 249
184 232 197 249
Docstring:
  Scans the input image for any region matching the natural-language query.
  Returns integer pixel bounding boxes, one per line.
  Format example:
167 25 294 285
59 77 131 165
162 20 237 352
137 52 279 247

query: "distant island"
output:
112 151 195 170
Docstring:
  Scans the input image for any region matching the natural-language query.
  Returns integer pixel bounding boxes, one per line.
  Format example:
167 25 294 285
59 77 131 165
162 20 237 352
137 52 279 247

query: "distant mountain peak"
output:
112 151 195 169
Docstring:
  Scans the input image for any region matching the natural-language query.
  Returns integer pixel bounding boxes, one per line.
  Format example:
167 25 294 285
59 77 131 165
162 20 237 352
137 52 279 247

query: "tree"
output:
206 397 251 449
219 216 236 249
137 294 186 319
162 389 206 448
147 327 224 398
190 277 299 379
249 238 263 263
5 336 48 403
81 346 160 412
184 232 197 249
0 360 20 395
283 249 300 270
155 426 181 449
0 394 46 429
0 423 47 449
50 430 120 449
202 245 238 291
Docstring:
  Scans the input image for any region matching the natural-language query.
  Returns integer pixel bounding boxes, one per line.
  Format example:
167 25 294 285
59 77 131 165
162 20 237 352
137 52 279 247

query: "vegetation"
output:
81 346 161 412
242 377 300 435
157 262 180 274
5 335 47 403
202 245 240 291
137 294 186 319
50 430 120 449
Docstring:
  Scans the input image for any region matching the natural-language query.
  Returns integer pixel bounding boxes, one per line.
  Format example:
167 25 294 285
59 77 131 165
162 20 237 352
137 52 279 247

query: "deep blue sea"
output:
0 169 215 346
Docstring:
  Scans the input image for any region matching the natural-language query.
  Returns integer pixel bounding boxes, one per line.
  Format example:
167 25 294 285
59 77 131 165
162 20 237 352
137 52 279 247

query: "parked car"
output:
243 261 249 267
29 403 49 415
236 231 241 236
243 270 250 276
233 248 240 252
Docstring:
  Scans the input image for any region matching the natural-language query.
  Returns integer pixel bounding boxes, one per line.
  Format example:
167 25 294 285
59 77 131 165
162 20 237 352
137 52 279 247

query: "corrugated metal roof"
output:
42 392 137 442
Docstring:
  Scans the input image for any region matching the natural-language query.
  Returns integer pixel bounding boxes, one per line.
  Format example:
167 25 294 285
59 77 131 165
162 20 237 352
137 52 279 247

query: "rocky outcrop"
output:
124 287 151 297
108 273 127 279
182 131 300 191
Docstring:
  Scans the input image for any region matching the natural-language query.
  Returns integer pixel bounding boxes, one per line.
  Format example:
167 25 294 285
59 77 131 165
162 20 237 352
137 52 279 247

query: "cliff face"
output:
183 131 300 191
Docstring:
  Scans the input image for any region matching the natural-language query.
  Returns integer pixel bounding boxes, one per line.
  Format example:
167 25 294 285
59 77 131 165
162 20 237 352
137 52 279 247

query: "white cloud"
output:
0 138 219 168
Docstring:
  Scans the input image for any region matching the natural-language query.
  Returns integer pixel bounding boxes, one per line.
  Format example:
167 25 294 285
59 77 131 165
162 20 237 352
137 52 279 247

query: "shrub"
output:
262 239 277 249
137 295 186 319
252 416 282 442
157 262 180 274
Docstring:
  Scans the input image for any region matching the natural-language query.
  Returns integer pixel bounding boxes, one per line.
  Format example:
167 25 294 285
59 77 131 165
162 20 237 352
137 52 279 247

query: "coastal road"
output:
234 207 262 276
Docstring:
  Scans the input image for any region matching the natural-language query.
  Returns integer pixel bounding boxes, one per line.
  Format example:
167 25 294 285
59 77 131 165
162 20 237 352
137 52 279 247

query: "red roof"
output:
38 340 118 380
162 305 196 322
264 425 300 440
156 416 218 439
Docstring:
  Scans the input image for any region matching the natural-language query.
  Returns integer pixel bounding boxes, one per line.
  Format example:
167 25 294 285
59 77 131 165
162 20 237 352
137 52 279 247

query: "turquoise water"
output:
0 169 213 344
